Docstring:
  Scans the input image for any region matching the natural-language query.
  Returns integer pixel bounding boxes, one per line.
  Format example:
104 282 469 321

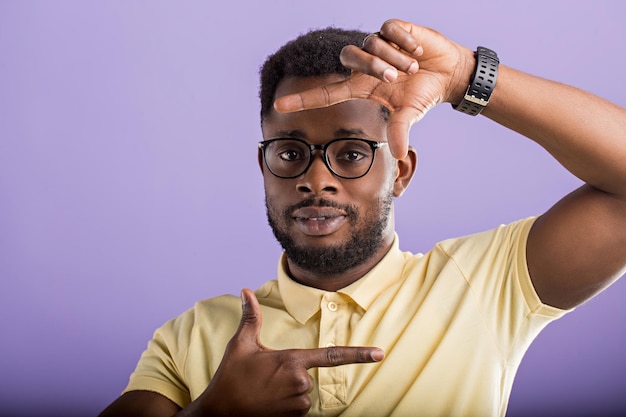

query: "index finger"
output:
273 74 387 114
298 346 385 369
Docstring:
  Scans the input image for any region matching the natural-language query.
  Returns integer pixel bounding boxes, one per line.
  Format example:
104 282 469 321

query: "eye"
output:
332 141 372 163
342 150 365 162
272 140 308 162
278 149 305 161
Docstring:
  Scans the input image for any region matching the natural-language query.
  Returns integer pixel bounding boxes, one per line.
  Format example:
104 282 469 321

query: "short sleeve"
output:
123 310 195 408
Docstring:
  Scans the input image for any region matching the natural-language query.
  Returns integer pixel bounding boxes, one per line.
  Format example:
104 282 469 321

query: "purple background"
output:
1 1 625 416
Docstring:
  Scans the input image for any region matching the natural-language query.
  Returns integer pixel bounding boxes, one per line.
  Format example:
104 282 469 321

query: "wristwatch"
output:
453 46 499 116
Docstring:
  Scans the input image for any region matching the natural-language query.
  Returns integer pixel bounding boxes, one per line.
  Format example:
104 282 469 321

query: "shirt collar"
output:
278 234 406 324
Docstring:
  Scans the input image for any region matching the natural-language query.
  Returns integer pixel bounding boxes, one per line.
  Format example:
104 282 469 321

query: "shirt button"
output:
326 342 336 348
327 301 338 312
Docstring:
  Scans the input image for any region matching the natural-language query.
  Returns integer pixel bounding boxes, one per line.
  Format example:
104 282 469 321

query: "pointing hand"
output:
194 289 384 417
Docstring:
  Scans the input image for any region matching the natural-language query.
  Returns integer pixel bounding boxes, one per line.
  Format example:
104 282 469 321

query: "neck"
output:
285 232 394 292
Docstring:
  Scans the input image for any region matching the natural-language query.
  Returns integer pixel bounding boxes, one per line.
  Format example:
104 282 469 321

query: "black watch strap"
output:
453 46 499 116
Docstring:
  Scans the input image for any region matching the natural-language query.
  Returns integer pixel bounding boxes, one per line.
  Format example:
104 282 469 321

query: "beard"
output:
265 194 393 276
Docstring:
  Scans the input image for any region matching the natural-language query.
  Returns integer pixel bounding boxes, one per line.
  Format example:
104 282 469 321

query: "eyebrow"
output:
273 130 307 139
334 128 368 137
272 128 369 139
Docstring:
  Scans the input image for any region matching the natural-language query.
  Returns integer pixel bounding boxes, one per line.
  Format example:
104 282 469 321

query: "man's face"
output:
261 75 399 277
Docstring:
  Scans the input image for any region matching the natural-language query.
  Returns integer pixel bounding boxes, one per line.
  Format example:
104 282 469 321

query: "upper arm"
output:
98 390 182 417
527 184 626 309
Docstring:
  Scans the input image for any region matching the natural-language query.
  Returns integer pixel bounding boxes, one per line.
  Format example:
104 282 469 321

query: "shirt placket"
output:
318 292 349 408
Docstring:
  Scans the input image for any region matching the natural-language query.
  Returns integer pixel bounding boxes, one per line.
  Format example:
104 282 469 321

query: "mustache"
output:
284 198 358 219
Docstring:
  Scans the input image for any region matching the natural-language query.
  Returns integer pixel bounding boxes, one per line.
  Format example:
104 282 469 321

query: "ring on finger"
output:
361 31 381 48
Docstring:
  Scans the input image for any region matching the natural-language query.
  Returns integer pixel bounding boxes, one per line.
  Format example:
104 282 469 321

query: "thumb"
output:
387 107 425 160
233 288 263 347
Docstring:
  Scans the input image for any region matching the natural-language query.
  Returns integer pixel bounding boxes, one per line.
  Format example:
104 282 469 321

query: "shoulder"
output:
399 217 537 292
158 279 282 338
435 217 536 261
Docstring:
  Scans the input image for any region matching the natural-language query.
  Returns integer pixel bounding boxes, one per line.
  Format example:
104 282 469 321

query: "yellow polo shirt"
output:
124 217 569 416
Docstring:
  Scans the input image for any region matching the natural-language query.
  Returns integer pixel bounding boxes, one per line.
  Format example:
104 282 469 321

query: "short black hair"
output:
259 27 367 120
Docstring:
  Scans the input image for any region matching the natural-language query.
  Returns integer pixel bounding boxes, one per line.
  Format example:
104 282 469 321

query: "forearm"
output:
172 400 205 417
480 64 626 197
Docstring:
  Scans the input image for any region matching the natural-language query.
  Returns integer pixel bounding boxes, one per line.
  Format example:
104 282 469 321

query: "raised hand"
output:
273 19 475 160
193 289 384 417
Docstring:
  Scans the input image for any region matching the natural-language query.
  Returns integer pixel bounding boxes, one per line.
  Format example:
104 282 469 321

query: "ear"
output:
258 147 265 174
393 146 417 197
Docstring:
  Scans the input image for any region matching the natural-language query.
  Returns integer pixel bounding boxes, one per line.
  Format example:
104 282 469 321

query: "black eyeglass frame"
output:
258 137 388 179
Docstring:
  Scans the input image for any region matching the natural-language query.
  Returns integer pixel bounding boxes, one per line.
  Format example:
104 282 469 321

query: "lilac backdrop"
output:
1 1 625 416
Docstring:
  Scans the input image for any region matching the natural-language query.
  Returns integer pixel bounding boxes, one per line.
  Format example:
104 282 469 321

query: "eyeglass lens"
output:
263 139 377 179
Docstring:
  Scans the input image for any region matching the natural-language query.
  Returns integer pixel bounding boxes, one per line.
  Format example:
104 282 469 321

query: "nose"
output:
296 152 339 195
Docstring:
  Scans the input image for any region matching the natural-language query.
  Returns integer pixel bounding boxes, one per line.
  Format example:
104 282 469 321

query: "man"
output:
99 19 626 417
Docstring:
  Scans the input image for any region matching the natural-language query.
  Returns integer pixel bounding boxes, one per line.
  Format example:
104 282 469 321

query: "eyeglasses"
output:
258 138 387 179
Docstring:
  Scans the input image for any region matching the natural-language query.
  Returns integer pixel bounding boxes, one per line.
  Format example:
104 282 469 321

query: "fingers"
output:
378 19 423 57
345 19 423 83
340 45 400 83
235 289 385 370
300 346 384 369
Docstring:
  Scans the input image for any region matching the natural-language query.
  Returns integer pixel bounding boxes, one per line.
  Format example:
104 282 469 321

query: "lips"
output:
291 206 347 236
